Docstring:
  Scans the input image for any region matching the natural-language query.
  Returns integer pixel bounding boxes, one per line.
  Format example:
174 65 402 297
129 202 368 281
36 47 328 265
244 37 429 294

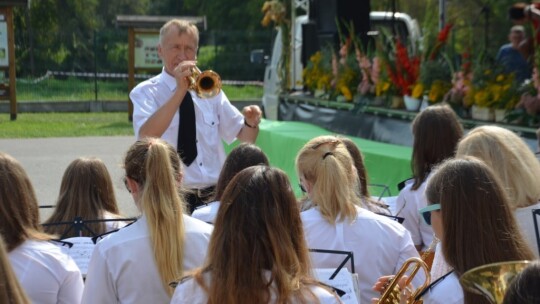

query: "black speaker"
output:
302 22 319 67
309 0 371 39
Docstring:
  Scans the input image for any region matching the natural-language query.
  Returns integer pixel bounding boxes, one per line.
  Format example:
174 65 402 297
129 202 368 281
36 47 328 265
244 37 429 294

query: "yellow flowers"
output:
261 0 286 27
303 51 333 92
376 81 391 97
411 83 424 99
427 80 451 103
471 72 519 109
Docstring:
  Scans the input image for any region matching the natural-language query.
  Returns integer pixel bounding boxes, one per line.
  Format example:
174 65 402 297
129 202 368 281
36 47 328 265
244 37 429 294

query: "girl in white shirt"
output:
456 125 540 256
0 237 30 304
373 157 535 304
82 138 213 303
192 143 269 224
295 135 423 304
172 166 341 304
43 157 128 238
0 152 84 304
394 104 463 251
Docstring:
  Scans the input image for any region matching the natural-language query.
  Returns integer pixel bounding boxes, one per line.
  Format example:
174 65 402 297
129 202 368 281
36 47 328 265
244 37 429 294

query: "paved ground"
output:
0 136 140 220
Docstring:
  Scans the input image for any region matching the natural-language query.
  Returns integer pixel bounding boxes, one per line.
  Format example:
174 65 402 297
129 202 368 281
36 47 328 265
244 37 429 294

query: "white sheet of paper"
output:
61 237 96 276
314 268 360 304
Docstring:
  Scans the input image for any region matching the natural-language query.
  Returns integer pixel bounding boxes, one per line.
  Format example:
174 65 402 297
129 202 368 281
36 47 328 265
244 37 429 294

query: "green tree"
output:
184 0 266 31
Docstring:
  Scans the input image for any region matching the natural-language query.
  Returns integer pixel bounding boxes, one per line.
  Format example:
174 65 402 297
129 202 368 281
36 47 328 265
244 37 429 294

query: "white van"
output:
252 12 422 120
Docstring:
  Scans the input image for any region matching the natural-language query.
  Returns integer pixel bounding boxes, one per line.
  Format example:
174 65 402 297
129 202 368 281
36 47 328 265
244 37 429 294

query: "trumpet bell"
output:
188 67 222 99
196 70 222 99
459 260 531 304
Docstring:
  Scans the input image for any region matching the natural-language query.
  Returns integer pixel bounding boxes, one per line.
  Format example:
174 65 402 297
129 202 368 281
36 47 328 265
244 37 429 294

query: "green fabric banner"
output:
226 119 412 197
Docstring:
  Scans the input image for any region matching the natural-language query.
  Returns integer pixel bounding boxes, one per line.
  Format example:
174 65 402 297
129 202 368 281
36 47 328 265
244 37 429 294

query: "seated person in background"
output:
191 143 269 224
296 135 422 304
456 125 540 256
299 137 391 216
341 137 391 215
496 25 531 84
373 157 535 304
172 166 341 304
509 2 540 61
82 138 213 303
394 104 463 252
0 152 84 304
503 261 540 304
0 237 31 304
43 157 127 238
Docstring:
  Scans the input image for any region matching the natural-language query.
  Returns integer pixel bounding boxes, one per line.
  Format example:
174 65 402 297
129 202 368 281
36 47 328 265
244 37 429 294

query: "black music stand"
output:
42 216 137 239
532 209 540 256
309 248 355 280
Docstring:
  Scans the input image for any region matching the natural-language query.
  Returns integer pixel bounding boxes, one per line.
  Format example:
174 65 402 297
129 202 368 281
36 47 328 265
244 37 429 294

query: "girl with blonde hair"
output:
172 166 340 303
43 157 126 238
82 138 213 303
0 152 83 304
296 135 422 304
456 125 540 255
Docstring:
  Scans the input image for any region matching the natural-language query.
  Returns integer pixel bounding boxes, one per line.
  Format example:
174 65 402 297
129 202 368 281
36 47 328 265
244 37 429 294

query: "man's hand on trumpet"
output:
172 60 197 93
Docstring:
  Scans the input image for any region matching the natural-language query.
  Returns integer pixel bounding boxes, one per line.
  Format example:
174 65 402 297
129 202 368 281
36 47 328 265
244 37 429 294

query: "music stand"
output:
532 209 540 256
309 248 355 279
369 183 392 202
42 216 137 239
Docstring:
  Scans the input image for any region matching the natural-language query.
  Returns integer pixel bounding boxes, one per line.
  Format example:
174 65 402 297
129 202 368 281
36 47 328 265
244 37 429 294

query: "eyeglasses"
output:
418 203 441 226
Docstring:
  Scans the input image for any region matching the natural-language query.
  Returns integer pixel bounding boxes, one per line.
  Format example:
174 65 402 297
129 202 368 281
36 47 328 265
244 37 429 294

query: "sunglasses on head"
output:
418 203 441 226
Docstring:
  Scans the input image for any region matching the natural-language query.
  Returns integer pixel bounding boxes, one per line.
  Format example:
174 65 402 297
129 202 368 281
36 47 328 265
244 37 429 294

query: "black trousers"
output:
184 186 215 215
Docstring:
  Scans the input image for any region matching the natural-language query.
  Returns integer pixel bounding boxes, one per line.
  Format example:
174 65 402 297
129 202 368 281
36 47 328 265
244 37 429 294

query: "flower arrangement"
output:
444 51 474 109
303 48 334 96
261 0 286 27
332 38 361 101
412 24 454 103
469 66 519 110
260 0 291 91
382 39 420 97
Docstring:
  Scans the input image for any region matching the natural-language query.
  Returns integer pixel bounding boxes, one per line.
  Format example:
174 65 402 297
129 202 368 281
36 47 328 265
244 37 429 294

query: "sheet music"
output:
61 237 96 276
314 268 360 304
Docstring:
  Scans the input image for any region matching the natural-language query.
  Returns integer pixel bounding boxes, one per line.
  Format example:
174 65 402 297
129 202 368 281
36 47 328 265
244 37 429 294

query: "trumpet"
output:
188 66 222 98
377 239 438 304
377 257 431 304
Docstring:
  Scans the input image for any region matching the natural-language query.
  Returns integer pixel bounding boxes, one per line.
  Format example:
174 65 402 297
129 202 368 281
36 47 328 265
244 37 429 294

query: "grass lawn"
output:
16 78 263 102
0 112 134 138
2 79 262 138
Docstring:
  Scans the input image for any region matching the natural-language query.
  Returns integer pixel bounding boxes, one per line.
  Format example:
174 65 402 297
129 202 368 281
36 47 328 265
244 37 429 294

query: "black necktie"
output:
177 92 197 166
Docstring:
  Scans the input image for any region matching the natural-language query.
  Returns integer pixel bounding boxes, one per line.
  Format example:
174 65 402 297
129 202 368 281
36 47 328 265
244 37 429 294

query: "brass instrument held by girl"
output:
377 257 431 304
188 66 222 98
378 238 437 304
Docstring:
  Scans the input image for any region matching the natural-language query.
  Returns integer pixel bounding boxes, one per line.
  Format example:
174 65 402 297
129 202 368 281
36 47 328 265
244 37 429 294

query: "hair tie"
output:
323 152 333 159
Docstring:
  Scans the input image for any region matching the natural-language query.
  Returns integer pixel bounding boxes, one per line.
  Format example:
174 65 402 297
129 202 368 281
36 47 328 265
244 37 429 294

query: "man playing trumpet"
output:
130 19 262 214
